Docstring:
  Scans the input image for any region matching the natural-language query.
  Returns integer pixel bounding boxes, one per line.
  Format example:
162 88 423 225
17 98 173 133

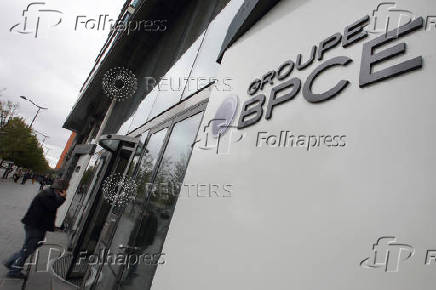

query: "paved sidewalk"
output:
0 180 75 290
0 180 39 290
24 230 74 290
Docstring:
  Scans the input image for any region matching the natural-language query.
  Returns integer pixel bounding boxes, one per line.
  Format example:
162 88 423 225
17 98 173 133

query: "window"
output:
135 128 168 201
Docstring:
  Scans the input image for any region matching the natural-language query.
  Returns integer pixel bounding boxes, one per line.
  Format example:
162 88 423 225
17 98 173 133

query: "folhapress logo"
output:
360 236 414 272
10 2 63 38
193 95 244 155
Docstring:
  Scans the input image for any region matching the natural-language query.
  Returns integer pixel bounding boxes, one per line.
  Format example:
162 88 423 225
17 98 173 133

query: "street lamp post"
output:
20 96 48 128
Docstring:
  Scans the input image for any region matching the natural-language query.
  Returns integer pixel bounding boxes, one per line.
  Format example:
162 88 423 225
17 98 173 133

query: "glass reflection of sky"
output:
147 33 206 120
129 87 160 133
118 116 134 135
182 0 244 99
125 0 244 134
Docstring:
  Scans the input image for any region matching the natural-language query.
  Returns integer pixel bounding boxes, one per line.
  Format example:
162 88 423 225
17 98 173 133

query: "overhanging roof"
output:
64 0 230 135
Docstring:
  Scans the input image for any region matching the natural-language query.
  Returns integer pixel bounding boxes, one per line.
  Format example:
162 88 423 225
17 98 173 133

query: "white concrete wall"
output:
153 0 436 289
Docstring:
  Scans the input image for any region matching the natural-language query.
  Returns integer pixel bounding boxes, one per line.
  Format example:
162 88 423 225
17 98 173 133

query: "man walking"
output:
21 171 30 185
3 179 68 278
13 168 21 183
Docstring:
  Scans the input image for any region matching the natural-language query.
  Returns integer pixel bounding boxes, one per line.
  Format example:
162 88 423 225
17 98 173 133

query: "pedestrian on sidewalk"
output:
38 175 45 190
3 179 68 279
13 168 22 183
21 170 30 185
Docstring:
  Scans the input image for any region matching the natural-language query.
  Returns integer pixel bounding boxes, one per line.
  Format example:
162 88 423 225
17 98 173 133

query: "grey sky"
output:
0 0 125 167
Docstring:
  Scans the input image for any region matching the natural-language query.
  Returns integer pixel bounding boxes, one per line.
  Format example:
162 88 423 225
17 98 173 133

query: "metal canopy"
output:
63 0 230 136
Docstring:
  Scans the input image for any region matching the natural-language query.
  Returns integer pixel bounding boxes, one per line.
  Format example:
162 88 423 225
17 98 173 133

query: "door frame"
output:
89 99 208 289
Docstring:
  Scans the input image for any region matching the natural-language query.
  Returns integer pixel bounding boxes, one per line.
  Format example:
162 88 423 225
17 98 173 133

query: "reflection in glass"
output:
134 128 168 201
120 112 203 290
130 0 141 7
64 155 100 229
182 0 244 99
93 128 167 290
126 130 150 179
147 33 205 120
99 139 120 152
118 116 134 135
129 88 160 133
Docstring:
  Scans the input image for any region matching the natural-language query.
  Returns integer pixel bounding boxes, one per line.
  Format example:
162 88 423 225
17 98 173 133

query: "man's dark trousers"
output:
5 225 46 274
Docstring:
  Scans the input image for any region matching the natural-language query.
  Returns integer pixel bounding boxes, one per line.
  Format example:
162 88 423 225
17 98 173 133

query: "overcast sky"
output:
0 0 125 167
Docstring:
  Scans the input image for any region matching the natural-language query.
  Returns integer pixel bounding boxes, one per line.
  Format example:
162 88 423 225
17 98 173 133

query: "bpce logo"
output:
238 14 426 129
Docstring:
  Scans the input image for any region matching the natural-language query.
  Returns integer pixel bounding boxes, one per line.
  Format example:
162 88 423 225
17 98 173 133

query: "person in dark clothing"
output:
21 171 30 185
3 179 68 279
38 175 45 190
13 169 22 183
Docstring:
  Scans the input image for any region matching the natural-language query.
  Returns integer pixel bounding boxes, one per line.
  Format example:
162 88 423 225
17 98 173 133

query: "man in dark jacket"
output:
3 179 68 278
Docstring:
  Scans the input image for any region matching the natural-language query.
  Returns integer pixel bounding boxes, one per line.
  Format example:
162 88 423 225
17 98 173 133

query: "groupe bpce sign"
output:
237 15 426 129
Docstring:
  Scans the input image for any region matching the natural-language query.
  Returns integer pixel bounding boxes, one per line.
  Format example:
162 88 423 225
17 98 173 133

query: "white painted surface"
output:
153 0 436 289
56 154 91 227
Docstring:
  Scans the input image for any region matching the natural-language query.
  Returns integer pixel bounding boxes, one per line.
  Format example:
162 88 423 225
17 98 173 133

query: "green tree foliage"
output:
0 117 50 172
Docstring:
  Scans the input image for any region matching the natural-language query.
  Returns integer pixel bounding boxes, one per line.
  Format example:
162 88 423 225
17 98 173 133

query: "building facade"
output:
60 0 436 289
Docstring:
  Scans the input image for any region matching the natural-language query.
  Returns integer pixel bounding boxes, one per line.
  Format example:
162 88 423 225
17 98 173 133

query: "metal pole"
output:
20 96 47 128
94 99 117 144
30 107 41 128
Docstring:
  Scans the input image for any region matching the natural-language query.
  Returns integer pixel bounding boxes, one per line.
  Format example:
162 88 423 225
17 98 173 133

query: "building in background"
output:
55 132 76 169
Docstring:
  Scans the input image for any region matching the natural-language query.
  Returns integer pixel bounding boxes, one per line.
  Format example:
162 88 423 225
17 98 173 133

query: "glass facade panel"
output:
126 130 149 177
122 0 243 132
93 129 167 290
63 155 100 229
118 116 134 135
182 0 243 99
131 0 141 7
119 112 203 290
135 128 168 200
129 87 160 133
147 33 205 120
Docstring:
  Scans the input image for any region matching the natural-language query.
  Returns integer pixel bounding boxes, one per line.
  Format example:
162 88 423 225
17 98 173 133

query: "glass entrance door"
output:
90 104 205 290
90 127 169 289
67 136 139 280
119 111 204 290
